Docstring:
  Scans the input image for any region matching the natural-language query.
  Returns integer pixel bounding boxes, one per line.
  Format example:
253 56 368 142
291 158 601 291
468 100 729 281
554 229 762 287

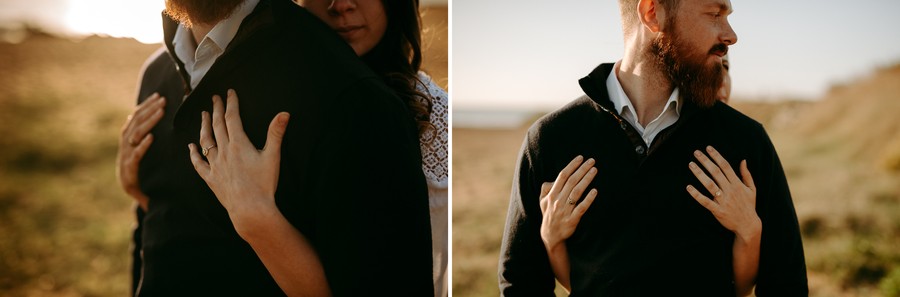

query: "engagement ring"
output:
202 145 217 157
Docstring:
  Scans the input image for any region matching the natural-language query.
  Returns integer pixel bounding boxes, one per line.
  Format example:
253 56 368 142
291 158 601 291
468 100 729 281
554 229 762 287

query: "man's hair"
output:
618 0 680 33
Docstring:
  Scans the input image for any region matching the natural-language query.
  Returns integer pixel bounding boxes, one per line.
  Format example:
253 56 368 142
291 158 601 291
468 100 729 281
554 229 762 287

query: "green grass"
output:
0 32 157 296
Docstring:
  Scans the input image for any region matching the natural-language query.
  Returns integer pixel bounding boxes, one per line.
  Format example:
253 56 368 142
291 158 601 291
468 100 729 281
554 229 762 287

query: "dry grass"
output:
0 6 446 296
452 65 900 296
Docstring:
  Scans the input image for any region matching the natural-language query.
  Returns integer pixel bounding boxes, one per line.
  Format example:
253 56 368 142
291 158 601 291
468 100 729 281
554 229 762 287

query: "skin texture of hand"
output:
538 155 598 292
187 89 331 297
686 145 761 296
117 93 166 211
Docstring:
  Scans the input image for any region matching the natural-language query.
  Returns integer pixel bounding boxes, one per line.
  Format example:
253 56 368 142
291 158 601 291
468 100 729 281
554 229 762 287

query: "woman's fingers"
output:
130 108 165 145
572 188 598 217
740 160 756 191
224 89 248 143
199 111 217 160
539 182 553 214
689 161 721 201
551 155 584 201
567 167 597 207
132 133 154 161
686 184 718 212
693 150 729 191
187 143 211 178
262 112 290 158
132 93 163 122
705 146 740 184
540 182 553 198
123 94 165 144
211 94 229 146
558 158 595 206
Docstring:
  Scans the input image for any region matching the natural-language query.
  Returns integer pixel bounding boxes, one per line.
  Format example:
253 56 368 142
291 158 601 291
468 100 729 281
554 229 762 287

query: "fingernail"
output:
689 162 697 169
590 189 597 195
576 155 583 161
187 143 193 150
706 145 713 151
587 158 595 164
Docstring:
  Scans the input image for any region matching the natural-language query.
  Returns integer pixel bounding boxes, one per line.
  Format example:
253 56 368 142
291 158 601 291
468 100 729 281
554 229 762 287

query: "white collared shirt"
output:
172 0 259 90
606 61 682 147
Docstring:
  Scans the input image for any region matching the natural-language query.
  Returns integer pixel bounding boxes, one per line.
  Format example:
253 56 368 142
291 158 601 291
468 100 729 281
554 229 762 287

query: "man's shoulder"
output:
526 95 605 143
139 46 175 78
708 101 768 138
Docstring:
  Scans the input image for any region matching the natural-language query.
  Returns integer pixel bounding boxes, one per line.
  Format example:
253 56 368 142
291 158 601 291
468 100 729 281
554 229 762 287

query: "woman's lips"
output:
335 25 364 39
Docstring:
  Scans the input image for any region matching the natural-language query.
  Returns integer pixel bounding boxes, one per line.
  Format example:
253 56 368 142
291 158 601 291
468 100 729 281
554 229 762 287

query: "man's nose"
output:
721 21 738 46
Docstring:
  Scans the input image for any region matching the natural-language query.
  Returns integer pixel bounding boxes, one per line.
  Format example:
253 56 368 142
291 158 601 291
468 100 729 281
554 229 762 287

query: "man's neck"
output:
617 53 675 127
190 22 216 45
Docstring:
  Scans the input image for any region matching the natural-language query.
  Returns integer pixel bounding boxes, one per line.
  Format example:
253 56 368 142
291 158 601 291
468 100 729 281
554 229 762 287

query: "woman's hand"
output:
117 93 166 210
188 89 290 238
539 155 598 251
188 90 331 296
538 155 598 292
686 146 760 241
686 146 761 296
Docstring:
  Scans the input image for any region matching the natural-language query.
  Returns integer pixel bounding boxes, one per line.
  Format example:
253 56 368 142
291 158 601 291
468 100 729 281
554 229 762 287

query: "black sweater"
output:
131 0 433 295
499 63 807 296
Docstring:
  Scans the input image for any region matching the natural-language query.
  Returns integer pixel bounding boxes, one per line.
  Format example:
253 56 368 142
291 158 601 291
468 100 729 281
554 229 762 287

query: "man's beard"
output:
649 23 726 109
165 0 246 28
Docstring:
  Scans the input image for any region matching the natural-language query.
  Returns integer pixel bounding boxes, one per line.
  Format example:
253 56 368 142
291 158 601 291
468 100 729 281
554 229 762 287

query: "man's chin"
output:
165 0 245 27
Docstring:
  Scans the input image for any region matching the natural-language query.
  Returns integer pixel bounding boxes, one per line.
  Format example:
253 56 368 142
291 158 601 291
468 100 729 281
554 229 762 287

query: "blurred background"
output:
0 0 446 296
453 0 900 296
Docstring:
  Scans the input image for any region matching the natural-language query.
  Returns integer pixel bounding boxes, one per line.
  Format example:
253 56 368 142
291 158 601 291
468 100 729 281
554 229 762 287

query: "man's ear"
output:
638 0 664 33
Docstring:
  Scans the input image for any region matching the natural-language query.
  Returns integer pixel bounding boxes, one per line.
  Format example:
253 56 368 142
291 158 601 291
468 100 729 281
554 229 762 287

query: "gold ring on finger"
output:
567 198 576 205
128 138 138 146
715 190 722 197
202 145 217 157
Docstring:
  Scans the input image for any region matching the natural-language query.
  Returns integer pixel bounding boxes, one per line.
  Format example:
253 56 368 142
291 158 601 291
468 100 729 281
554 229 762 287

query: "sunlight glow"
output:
64 0 164 44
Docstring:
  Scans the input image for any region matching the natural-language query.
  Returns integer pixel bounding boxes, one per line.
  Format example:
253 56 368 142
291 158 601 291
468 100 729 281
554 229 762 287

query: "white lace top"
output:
416 72 449 297
416 72 448 208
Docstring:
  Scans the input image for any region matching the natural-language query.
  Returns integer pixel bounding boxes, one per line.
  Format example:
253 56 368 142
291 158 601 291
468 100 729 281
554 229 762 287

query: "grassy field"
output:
452 65 900 296
0 6 447 297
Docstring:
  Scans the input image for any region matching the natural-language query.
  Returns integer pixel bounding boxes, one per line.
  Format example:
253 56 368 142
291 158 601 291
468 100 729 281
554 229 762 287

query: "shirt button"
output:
635 146 646 155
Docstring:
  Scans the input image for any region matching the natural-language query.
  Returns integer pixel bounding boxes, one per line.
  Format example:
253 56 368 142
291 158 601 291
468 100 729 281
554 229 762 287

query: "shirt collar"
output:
206 0 259 52
606 60 682 118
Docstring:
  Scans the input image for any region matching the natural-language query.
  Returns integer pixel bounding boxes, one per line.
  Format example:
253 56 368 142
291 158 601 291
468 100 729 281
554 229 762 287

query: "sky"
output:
0 0 448 44
454 0 900 110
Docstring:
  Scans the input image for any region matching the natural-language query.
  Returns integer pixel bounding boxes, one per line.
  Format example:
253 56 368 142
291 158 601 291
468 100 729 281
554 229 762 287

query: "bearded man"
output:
498 0 807 296
122 0 434 295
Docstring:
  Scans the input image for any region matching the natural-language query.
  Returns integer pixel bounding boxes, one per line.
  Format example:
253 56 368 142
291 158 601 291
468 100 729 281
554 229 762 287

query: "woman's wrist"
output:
230 197 283 241
735 216 762 245
543 237 566 254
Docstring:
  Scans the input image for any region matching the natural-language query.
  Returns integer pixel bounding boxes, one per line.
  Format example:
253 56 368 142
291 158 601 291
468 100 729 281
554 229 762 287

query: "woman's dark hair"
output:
360 0 432 136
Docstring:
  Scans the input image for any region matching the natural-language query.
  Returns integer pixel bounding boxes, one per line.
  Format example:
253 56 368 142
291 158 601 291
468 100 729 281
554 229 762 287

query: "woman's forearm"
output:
234 202 332 297
732 219 761 296
545 242 572 292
